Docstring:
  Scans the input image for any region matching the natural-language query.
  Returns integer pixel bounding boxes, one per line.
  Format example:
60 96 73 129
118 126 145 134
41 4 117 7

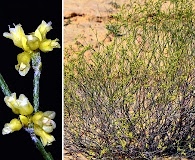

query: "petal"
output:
17 52 31 64
32 111 44 126
42 125 54 133
43 111 56 119
33 20 52 41
19 115 29 126
15 62 30 76
21 36 31 52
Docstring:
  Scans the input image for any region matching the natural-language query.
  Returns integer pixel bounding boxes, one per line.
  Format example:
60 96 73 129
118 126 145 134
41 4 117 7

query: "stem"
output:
35 138 54 160
0 73 11 96
31 52 42 112
31 52 54 160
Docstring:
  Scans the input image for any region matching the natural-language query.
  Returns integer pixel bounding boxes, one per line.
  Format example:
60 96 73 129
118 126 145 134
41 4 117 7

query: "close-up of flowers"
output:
3 20 60 76
0 20 61 160
3 93 56 146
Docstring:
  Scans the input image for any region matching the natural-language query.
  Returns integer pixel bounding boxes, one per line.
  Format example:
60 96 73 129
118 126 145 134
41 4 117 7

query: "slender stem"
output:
31 52 42 112
31 52 54 160
0 73 11 96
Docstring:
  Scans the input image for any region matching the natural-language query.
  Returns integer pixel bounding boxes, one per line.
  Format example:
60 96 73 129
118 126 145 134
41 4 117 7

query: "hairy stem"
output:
31 52 42 112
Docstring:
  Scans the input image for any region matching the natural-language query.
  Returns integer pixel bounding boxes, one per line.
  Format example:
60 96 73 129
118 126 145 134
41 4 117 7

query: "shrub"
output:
64 0 195 159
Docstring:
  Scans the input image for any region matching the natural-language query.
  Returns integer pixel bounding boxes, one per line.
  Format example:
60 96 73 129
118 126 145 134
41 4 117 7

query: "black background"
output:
0 0 62 159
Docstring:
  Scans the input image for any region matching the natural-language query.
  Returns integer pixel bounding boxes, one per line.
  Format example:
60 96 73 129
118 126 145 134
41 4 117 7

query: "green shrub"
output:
64 0 195 159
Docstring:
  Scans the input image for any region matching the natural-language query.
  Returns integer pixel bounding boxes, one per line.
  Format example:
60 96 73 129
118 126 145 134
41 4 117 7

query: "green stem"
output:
31 52 42 112
0 73 11 96
35 138 54 160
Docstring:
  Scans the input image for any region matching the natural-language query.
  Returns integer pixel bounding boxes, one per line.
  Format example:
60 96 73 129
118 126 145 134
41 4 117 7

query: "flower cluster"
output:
3 20 60 76
2 93 56 146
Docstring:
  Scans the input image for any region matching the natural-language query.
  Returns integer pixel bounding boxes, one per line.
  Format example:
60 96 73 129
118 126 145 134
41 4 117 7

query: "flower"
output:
2 118 22 135
3 20 61 76
15 52 31 76
34 124 55 146
4 93 34 116
3 24 30 52
32 111 56 133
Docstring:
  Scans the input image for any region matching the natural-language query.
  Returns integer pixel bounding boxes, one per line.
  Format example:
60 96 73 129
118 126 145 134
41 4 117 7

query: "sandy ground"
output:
64 0 127 49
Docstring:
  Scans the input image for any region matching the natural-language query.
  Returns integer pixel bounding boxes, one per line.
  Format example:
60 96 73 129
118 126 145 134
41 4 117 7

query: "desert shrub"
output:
64 0 195 159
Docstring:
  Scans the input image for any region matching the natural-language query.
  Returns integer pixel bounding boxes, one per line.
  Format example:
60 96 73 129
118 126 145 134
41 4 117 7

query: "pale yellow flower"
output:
3 21 60 53
34 125 55 146
15 52 31 76
3 20 60 76
32 111 56 133
3 24 30 52
2 118 22 135
4 93 34 116
32 20 60 52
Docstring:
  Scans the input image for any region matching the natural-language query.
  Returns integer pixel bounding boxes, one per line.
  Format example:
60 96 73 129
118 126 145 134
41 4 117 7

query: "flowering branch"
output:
0 20 60 160
0 74 54 160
